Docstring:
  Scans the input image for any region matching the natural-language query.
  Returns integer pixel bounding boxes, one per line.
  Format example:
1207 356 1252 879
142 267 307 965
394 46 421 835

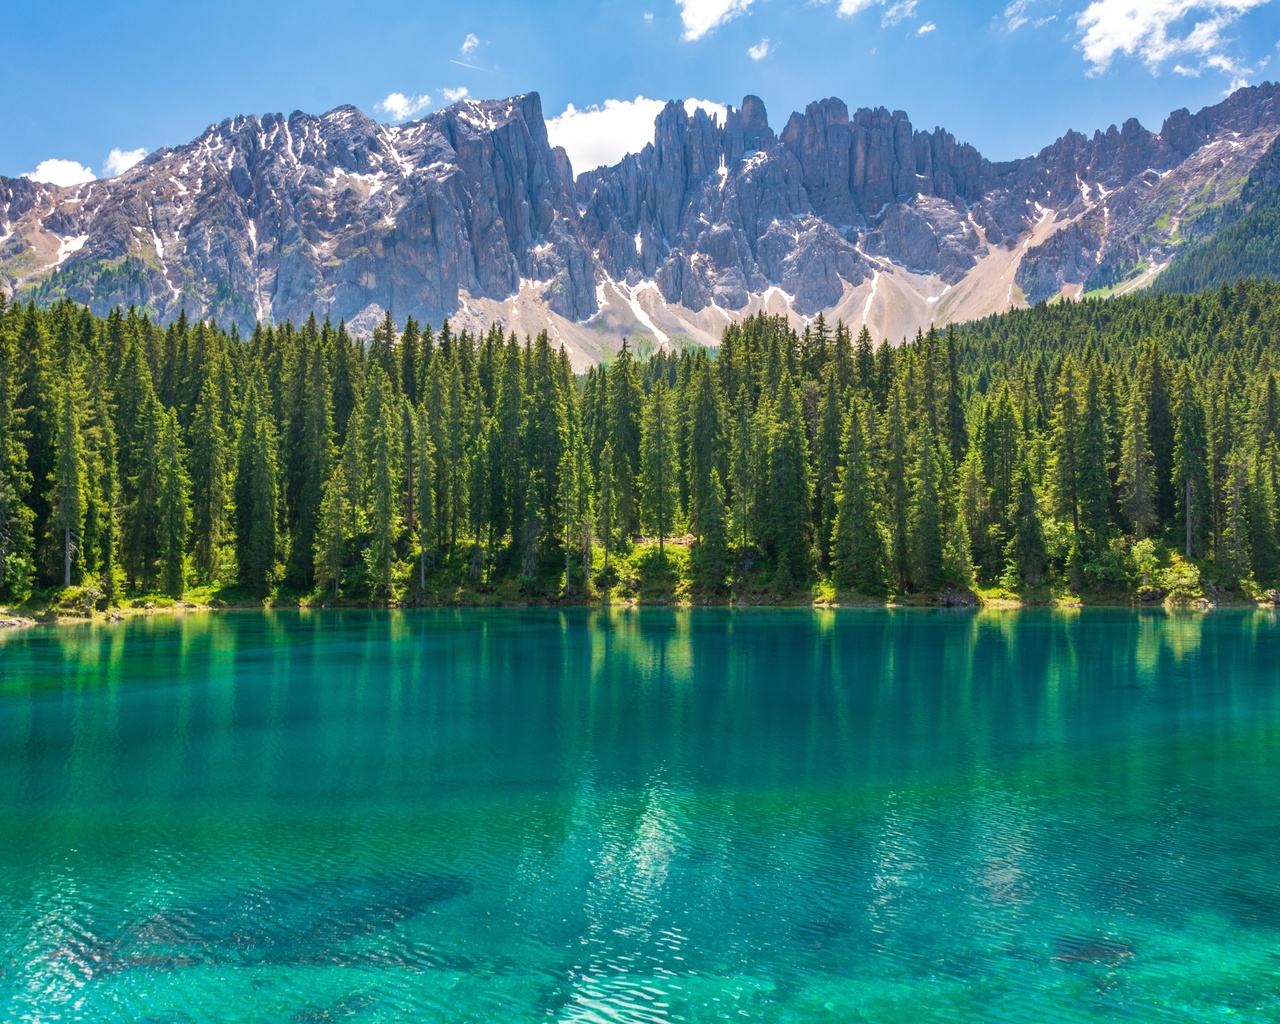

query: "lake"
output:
1 609 1278 1022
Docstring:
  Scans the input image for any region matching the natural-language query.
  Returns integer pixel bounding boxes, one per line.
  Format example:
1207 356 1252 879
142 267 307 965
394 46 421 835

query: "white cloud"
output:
442 86 470 103
917 20 936 33
676 0 754 41
748 37 771 59
103 147 146 177
375 91 431 121
23 158 95 187
644 11 654 21
1077 0 1271 75
547 96 727 172
460 33 479 56
882 0 917 26
833 0 881 13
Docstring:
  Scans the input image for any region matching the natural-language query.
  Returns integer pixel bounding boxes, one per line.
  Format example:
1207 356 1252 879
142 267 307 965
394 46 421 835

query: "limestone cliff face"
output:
3 83 1280 356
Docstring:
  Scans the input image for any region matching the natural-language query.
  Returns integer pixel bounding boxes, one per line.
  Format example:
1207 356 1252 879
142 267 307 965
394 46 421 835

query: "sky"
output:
8 0 1280 185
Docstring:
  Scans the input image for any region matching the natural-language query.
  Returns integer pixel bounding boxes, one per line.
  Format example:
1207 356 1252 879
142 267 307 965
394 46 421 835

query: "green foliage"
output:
7 278 1280 610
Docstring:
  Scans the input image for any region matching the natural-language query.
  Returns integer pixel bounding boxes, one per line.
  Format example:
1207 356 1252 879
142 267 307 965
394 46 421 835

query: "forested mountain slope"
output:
1156 134 1280 294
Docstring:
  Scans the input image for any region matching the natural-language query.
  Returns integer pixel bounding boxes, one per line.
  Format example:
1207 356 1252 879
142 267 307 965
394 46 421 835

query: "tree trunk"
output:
64 526 71 588
1186 478 1193 558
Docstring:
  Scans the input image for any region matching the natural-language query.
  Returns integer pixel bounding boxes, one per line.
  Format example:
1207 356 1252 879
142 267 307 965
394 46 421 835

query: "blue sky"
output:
9 0 1280 184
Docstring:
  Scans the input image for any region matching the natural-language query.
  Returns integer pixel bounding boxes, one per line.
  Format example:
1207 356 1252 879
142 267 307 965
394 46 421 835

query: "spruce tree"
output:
608 341 644 539
911 418 945 591
315 461 349 599
1007 448 1047 586
0 323 34 601
832 397 888 595
1249 448 1280 585
639 376 679 557
692 468 728 592
234 374 280 595
157 410 190 598
598 440 616 571
124 394 165 592
82 362 119 600
1077 369 1113 553
1118 380 1157 539
766 372 813 586
1046 356 1080 531
1172 366 1211 559
883 383 911 590
686 355 722 542
360 364 402 598
48 373 87 587
814 363 843 569
414 404 437 590
189 374 230 582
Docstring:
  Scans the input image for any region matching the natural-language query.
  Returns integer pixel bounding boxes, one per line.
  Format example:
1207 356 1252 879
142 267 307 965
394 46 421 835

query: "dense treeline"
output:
5 279 1280 608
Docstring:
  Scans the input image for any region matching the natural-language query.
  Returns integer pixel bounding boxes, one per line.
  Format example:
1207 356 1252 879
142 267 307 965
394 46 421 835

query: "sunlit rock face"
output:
4 83 1279 360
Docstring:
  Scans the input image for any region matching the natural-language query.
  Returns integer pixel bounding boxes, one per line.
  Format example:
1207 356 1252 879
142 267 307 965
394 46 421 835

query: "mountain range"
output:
3 83 1280 366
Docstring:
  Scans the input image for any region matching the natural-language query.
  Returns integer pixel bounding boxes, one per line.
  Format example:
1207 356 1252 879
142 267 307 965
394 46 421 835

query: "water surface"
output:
2 609 1279 1022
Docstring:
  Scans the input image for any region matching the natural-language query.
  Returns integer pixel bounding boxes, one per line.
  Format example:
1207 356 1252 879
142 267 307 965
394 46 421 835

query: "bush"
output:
1159 555 1203 604
1082 544 1132 591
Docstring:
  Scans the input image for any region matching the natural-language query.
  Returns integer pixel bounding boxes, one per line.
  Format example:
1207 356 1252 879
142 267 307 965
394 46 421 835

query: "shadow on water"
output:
56 871 471 975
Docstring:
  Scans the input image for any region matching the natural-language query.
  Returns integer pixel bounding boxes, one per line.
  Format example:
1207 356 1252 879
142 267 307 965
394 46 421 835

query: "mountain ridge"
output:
3 83 1279 365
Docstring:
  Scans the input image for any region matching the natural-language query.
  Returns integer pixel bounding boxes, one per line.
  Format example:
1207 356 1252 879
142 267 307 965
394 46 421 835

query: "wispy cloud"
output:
460 33 479 56
547 96 727 171
442 86 470 104
882 0 918 27
1077 0 1271 78
676 0 754 41
103 147 146 177
1003 0 1059 32
747 37 772 59
23 158 95 187
917 20 936 33
375 92 431 121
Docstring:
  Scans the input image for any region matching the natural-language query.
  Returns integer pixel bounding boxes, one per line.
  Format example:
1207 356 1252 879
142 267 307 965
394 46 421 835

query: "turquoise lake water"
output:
1 608 1279 1022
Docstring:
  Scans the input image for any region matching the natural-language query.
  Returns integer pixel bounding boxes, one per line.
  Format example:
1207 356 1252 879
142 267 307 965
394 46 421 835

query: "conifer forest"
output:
3 280 1280 610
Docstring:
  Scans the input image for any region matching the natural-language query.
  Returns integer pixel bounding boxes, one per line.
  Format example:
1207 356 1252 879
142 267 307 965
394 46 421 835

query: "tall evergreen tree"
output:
1046 356 1080 531
1172 366 1211 559
639 376 679 557
608 341 644 539
767 372 813 585
1118 380 1157 539
1007 447 1047 586
414 404 437 590
124 394 165 591
359 364 402 598
234 374 280 595
48 372 87 587
157 410 190 598
911 418 945 591
598 440 616 571
832 396 888 595
1077 368 1114 553
882 382 911 590
315 461 350 599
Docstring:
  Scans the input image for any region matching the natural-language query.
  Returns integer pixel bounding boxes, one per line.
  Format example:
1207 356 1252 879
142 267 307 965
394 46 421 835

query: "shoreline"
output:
1 590 1263 630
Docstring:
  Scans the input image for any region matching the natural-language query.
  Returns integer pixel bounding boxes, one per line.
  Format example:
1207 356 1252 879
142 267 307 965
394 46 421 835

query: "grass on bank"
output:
6 532 1273 625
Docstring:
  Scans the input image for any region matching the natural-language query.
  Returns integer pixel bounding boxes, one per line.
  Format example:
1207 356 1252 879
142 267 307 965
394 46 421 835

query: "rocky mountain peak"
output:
3 83 1280 366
